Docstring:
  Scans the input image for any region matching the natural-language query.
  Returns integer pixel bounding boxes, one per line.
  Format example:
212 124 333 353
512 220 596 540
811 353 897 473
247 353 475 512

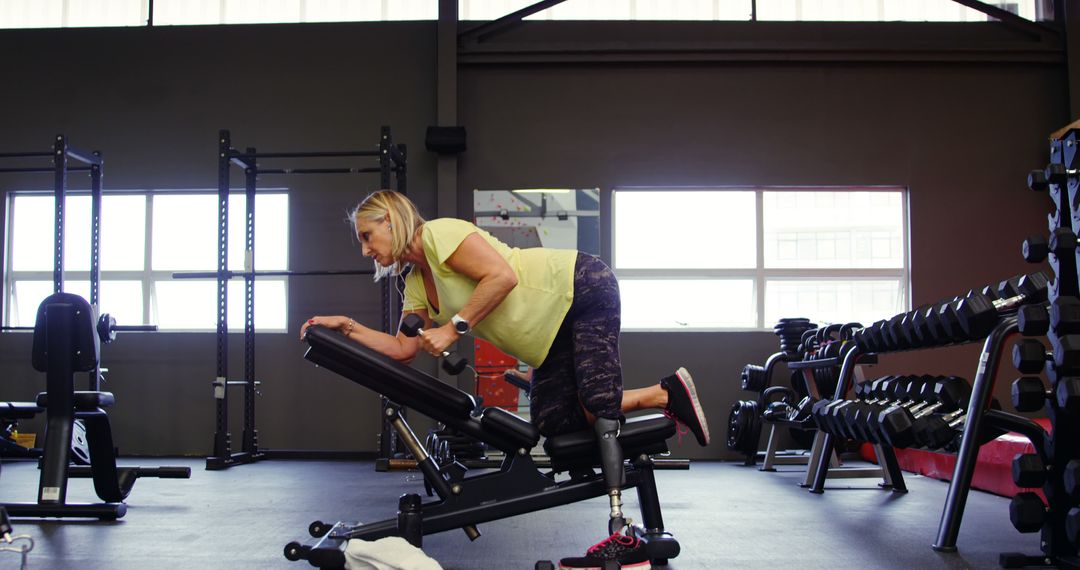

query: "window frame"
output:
611 186 910 331
3 188 289 333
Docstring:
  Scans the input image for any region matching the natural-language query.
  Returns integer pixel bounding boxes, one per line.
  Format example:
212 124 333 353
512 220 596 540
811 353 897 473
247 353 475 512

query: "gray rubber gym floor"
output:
0 456 1044 569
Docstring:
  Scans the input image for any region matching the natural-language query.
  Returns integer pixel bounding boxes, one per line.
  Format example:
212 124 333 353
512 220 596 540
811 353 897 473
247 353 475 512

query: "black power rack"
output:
174 127 407 471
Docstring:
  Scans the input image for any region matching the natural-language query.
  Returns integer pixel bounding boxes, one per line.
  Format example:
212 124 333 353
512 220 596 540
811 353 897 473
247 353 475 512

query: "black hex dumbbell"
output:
877 377 971 449
1012 339 1049 374
837 377 931 441
905 381 976 449
1065 459 1080 502
837 378 911 441
818 376 903 439
1051 297 1080 335
1012 453 1047 488
1009 492 1047 533
1045 162 1068 185
1011 377 1047 413
845 377 920 442
911 300 958 346
1017 304 1050 337
915 396 1010 452
816 380 873 437
1028 168 1049 191
1067 508 1080 546
951 273 1050 341
1022 235 1049 264
997 274 1026 300
1057 376 1080 411
1051 227 1078 260
1051 335 1080 372
399 313 469 375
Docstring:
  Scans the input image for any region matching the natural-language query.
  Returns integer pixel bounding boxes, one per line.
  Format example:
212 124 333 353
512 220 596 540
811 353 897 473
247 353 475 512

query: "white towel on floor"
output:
344 536 444 570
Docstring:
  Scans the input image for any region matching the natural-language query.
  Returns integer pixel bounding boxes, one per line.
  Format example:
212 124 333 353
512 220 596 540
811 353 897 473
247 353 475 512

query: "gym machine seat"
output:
284 326 681 568
1 292 190 520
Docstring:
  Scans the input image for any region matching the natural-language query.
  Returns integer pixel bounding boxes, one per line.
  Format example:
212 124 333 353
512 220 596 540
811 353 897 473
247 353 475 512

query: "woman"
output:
302 190 708 569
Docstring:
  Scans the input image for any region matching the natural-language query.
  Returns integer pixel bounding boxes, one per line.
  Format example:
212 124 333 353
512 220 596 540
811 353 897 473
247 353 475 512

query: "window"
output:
0 0 146 28
0 0 1045 28
612 188 908 330
4 191 289 332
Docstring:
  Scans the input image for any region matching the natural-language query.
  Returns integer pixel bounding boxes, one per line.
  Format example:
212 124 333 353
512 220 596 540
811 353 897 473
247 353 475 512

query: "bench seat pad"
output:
544 414 676 464
36 391 115 410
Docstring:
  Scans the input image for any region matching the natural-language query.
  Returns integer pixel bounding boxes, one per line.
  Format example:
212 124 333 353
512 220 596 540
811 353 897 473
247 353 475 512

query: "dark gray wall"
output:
458 23 1066 459
0 22 440 455
0 20 1067 460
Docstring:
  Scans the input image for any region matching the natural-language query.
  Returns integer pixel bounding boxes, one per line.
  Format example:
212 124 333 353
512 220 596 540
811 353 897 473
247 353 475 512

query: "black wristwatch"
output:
451 314 471 335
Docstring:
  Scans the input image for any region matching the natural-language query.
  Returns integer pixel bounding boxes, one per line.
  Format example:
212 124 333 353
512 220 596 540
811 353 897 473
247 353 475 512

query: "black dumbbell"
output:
1051 335 1080 372
1045 163 1068 185
1011 377 1047 412
1012 453 1048 488
847 376 932 444
899 308 930 347
846 379 903 443
914 396 1005 451
997 274 1026 300
834 379 900 441
1051 297 1080 335
877 377 970 449
839 376 929 440
910 301 952 346
1012 339 1048 374
951 273 1050 341
1022 235 1049 264
399 314 469 375
850 376 941 443
1064 459 1080 502
1067 508 1080 546
1009 492 1046 533
892 380 972 449
1051 227 1078 259
1028 168 1050 191
856 320 888 352
1057 376 1080 411
1017 304 1050 337
827 379 897 440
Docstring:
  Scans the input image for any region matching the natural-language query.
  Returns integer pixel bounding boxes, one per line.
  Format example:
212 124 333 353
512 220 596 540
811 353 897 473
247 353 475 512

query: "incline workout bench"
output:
284 326 683 568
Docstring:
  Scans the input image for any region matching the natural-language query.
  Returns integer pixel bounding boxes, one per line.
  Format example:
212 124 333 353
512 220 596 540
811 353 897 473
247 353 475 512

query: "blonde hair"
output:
349 190 425 281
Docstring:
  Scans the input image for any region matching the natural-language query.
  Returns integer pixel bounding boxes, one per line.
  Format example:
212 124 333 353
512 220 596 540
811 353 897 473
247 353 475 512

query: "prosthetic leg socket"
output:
594 417 627 535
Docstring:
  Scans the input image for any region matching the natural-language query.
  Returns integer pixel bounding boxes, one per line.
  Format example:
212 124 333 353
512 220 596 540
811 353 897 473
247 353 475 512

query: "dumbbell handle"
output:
912 397 966 420
414 325 456 359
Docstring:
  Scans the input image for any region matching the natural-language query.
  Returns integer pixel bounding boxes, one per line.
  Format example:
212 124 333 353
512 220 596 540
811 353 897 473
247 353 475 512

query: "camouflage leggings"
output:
529 252 623 438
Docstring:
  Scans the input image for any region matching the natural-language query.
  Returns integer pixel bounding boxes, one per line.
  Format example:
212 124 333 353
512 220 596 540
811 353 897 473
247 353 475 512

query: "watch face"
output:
455 320 469 333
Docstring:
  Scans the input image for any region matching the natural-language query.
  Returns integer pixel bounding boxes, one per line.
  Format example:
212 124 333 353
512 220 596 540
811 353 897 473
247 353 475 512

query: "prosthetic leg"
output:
594 417 627 535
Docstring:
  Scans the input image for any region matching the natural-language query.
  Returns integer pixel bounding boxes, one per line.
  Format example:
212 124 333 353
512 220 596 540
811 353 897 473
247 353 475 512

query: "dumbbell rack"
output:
794 355 906 491
751 351 876 472
729 350 801 466
985 125 1080 568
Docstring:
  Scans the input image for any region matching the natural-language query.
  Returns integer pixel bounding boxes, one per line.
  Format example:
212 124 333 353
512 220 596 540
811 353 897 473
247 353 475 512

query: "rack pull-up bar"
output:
236 150 382 159
0 166 93 173
0 151 53 158
173 269 375 279
255 167 384 175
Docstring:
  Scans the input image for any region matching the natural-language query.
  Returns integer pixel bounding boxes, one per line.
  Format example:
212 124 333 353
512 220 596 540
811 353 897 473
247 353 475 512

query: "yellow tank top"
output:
402 218 576 368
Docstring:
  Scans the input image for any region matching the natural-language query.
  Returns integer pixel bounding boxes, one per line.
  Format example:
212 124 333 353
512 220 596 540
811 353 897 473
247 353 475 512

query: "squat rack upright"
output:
177 127 407 471
0 135 106 389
